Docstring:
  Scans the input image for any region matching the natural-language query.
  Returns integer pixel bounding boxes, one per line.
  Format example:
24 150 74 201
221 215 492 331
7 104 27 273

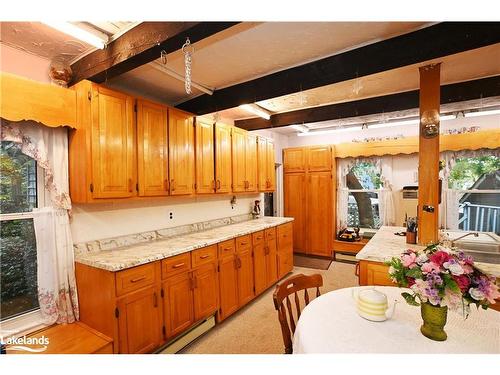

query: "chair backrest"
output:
272 273 323 354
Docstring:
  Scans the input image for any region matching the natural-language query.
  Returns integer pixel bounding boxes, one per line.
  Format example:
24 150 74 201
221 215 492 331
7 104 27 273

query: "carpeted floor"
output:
179 261 358 354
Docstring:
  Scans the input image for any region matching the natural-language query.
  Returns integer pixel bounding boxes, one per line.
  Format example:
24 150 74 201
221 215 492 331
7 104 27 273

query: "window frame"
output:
0 163 48 337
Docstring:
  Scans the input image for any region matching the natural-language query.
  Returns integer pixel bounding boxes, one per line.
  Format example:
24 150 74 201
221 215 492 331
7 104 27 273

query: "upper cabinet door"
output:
137 100 169 197
91 85 135 198
245 134 257 192
257 137 267 192
307 145 332 172
214 123 232 193
195 119 215 194
169 108 195 195
283 147 306 173
231 127 247 193
267 140 276 191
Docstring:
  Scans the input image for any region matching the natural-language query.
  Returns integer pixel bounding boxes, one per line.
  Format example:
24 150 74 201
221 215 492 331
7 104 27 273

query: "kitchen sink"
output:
444 230 500 264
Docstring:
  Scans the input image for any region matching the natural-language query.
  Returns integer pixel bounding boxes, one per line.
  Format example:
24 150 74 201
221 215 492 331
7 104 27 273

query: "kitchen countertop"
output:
356 226 500 277
75 216 293 272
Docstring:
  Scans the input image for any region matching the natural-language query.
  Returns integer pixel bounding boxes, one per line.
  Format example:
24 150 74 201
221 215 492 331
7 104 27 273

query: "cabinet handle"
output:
264 246 269 255
212 180 216 190
193 276 198 289
223 247 232 252
217 180 221 190
164 179 169 192
153 292 158 307
171 179 175 191
355 263 360 277
239 241 248 246
172 263 185 269
130 276 146 283
200 254 210 259
128 178 133 192
189 276 195 290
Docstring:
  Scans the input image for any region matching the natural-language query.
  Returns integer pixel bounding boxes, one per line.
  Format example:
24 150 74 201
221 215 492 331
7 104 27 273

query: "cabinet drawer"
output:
192 245 217 268
264 227 276 241
161 253 191 279
277 223 293 243
252 231 265 246
236 234 252 252
116 263 155 297
218 239 235 259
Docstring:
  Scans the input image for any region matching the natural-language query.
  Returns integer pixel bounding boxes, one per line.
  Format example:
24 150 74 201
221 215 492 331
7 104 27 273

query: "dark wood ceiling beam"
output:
176 22 500 115
234 75 500 131
70 21 240 85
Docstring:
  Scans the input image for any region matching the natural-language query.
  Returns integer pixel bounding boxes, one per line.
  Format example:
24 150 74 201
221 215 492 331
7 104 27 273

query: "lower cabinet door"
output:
163 272 194 339
117 286 162 354
277 248 293 279
237 248 255 306
193 263 219 321
218 255 239 320
253 242 267 295
265 237 278 287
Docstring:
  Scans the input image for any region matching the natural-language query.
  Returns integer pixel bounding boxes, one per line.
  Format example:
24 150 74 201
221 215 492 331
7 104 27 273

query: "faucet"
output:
451 232 479 246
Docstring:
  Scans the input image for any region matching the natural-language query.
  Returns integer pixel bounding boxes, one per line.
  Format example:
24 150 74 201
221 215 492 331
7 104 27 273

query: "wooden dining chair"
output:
273 273 323 354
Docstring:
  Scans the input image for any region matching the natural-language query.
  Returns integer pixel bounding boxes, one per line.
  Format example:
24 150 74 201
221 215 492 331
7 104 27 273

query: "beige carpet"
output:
179 261 358 354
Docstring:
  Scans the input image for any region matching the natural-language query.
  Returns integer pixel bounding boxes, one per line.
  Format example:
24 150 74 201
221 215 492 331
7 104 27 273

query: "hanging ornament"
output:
182 37 194 95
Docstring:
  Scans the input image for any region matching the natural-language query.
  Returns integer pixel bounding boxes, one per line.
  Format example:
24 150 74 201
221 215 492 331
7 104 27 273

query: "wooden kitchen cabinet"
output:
193 262 219 321
168 107 195 195
136 99 169 197
195 118 215 194
284 173 307 253
358 260 395 287
236 244 255 306
231 127 257 193
253 229 278 295
257 137 276 192
163 272 195 339
264 228 278 287
217 240 239 320
307 145 333 171
283 147 306 173
277 223 294 278
116 286 162 354
214 122 232 193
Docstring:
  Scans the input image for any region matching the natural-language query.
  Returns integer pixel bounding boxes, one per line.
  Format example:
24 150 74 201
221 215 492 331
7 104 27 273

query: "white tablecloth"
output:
292 286 500 354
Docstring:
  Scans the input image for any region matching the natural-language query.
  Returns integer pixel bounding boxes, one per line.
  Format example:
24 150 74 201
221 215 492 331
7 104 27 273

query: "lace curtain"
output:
336 156 396 229
439 148 500 230
1 119 79 325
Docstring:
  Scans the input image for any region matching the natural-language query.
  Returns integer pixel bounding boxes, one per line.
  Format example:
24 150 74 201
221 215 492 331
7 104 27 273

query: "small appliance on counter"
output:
337 226 361 242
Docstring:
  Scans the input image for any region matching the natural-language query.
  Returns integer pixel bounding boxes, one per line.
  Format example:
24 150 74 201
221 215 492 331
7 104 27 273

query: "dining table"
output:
292 286 500 354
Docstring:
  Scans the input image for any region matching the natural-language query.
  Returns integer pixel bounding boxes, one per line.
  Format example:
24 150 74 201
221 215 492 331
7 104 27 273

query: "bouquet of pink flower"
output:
386 244 500 316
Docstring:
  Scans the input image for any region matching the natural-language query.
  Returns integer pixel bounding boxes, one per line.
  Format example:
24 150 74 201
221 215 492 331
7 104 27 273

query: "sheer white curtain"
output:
379 156 396 226
1 120 79 324
336 158 351 229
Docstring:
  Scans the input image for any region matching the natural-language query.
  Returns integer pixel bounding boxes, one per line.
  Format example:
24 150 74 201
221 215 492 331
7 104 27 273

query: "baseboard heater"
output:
156 315 216 354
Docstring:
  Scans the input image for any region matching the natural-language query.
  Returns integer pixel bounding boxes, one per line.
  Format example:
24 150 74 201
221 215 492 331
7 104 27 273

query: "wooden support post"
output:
418 63 441 245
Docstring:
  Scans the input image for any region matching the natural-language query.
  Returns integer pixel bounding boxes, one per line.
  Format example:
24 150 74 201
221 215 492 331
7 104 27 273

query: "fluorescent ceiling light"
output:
239 104 272 120
43 22 108 49
369 118 419 129
465 109 500 118
439 114 456 121
290 124 309 133
297 126 363 137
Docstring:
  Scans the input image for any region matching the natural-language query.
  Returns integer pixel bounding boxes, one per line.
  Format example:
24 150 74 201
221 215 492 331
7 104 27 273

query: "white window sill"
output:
0 309 48 340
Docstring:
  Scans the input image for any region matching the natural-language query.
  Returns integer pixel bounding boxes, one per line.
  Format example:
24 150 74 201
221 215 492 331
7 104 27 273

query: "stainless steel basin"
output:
455 241 500 264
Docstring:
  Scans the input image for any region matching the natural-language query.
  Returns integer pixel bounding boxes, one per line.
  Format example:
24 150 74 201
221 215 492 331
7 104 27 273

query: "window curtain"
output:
379 156 396 226
439 148 500 230
1 119 79 325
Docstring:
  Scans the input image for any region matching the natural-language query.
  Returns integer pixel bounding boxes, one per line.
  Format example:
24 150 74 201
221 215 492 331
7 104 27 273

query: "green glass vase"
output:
420 302 448 341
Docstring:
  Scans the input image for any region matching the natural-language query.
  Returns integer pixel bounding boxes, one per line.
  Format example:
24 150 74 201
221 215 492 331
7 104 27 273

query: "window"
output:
0 141 42 322
347 162 383 229
447 155 500 234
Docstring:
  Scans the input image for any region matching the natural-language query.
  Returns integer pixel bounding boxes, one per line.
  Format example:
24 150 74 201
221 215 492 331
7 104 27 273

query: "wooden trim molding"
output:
0 72 77 128
333 129 500 159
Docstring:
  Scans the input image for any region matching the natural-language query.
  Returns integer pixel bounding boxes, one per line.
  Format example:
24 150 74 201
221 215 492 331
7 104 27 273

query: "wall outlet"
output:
169 212 173 219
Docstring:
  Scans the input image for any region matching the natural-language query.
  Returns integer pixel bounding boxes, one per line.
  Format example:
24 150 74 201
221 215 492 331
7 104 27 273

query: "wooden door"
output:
283 147 306 173
307 145 332 172
168 108 194 195
214 123 232 193
284 173 306 253
163 272 194 339
277 249 293 279
91 85 135 198
257 137 268 192
245 134 257 191
195 119 215 194
117 287 161 354
265 236 278 287
218 255 239 320
231 127 247 192
266 140 276 190
236 247 255 306
307 171 333 257
193 263 218 321
136 99 169 196
252 241 267 295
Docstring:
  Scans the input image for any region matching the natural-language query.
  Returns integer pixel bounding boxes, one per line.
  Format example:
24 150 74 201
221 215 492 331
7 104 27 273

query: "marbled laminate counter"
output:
356 226 500 277
75 217 293 272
